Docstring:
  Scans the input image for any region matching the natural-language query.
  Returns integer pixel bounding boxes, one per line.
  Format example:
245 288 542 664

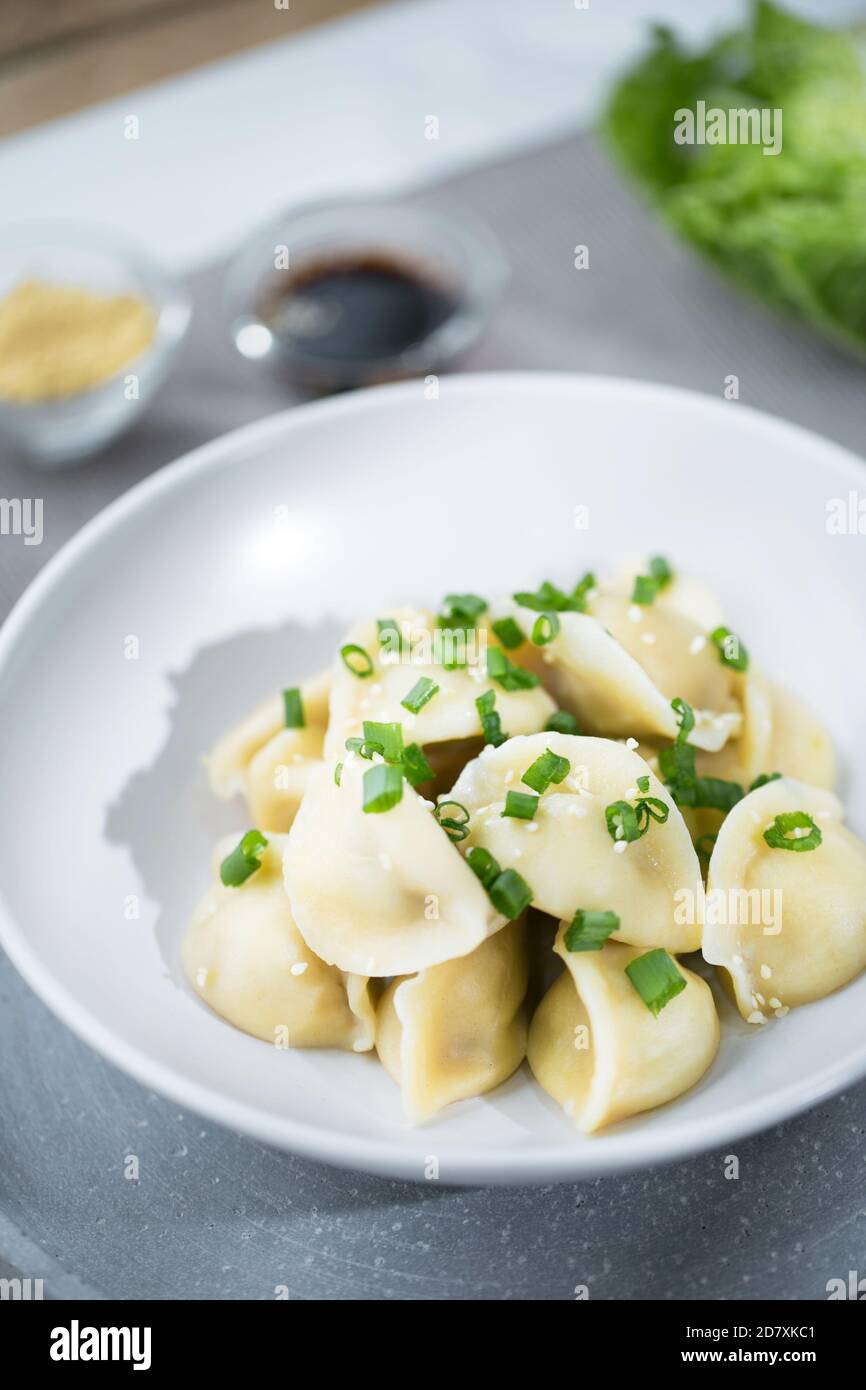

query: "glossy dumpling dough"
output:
511 594 741 751
284 756 504 976
376 918 528 1122
449 732 704 952
183 834 375 1050
694 674 834 790
528 931 719 1132
324 608 554 758
207 669 331 831
704 778 866 1021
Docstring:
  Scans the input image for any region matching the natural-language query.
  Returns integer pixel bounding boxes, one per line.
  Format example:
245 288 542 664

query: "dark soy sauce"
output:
259 253 458 375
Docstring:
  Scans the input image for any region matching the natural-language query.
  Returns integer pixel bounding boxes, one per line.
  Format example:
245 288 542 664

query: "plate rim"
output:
2 369 866 1185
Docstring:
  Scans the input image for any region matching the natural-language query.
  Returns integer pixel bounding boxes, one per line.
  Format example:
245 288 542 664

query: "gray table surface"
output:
2 132 865 1301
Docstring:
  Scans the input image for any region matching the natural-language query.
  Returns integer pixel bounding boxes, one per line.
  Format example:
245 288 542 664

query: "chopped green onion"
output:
545 710 580 736
522 748 570 794
605 799 644 843
340 643 374 678
531 611 560 645
636 774 650 793
282 687 305 729
334 762 343 786
476 689 508 747
345 735 381 760
710 625 749 673
439 592 487 625
437 627 470 670
692 777 743 813
763 811 822 852
362 763 403 814
220 830 268 887
487 646 540 692
671 696 695 741
488 867 533 919
571 571 596 609
467 847 533 918
626 949 686 1017
434 800 471 842
648 555 673 588
639 795 670 825
376 617 404 656
564 908 620 952
402 742 434 787
362 720 404 763
466 846 501 890
750 772 782 791
491 616 525 650
513 579 584 613
502 790 538 820
659 696 742 812
401 677 439 715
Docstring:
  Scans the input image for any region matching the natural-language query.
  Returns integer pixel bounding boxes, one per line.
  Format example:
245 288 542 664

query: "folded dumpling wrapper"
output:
449 732 704 953
324 608 555 758
509 594 741 751
183 834 375 1051
206 669 331 831
528 931 719 1133
376 917 528 1122
704 778 866 1021
284 757 505 976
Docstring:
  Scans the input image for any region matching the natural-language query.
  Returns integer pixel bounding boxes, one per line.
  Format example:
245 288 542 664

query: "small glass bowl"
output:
225 194 508 392
0 221 191 469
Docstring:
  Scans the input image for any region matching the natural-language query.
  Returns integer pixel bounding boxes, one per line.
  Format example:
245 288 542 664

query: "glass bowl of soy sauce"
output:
225 195 508 392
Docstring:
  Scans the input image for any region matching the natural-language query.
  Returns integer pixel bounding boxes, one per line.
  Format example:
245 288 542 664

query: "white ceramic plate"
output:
1 373 865 1185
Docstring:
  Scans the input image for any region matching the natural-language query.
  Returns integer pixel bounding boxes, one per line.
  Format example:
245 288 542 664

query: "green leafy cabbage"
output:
603 1 866 355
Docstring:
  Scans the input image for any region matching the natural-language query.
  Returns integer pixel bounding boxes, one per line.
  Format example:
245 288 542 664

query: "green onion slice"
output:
750 772 782 791
636 774 650 793
605 800 644 843
340 643 374 678
334 762 343 786
466 846 501 890
502 790 539 821
439 592 487 625
648 555 673 587
282 687 305 729
763 811 822 852
362 762 404 814
488 867 533 919
710 625 749 673
476 689 508 747
220 829 268 887
434 800 471 842
362 720 404 763
564 908 620 952
401 677 439 715
376 617 404 657
522 748 570 794
487 647 540 692
531 611 560 645
402 742 434 787
625 949 687 1017
545 710 580 736
491 617 525 650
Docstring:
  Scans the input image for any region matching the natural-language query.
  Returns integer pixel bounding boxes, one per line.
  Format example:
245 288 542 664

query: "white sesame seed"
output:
504 769 514 784
732 953 743 966
628 605 642 623
689 635 707 655
290 962 308 977
774 1005 789 1018
747 1011 767 1025
195 967 209 989
568 804 588 818
769 996 781 1009
613 841 628 854
641 632 657 646
760 964 772 979
625 786 638 800
625 737 639 751
526 822 539 833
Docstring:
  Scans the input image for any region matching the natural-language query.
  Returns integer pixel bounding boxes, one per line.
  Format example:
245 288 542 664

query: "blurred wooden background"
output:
0 0 372 136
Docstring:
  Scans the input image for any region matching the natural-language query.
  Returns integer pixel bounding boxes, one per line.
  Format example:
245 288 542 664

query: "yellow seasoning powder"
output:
0 279 157 403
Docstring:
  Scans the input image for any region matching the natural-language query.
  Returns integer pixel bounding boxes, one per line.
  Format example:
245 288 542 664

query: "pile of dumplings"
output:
184 559 866 1134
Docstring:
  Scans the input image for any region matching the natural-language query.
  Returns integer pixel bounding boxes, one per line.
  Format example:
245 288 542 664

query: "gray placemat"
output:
1 131 865 1301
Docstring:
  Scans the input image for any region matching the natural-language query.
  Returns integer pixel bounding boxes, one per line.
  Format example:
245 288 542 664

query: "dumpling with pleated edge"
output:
528 928 719 1133
206 668 331 831
284 755 506 977
501 586 743 751
376 916 529 1123
183 833 376 1051
324 607 555 770
704 777 866 1023
447 732 704 953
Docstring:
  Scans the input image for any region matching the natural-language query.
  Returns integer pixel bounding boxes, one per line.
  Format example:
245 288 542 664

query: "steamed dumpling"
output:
324 608 554 759
207 669 331 831
448 732 704 952
183 834 375 1050
376 917 528 1122
764 683 836 789
528 930 719 1132
704 778 866 1021
510 595 741 751
284 756 505 976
